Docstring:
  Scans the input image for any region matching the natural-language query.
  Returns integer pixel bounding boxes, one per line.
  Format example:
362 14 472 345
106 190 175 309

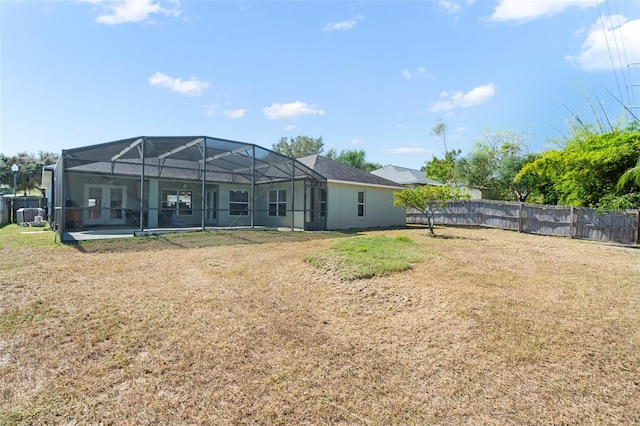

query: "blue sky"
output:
1 0 639 170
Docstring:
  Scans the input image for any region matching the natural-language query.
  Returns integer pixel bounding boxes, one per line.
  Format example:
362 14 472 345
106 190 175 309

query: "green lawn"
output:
305 234 423 280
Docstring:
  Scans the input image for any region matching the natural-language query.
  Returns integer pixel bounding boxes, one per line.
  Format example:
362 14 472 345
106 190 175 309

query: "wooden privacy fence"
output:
0 195 6 227
0 196 43 226
407 199 640 245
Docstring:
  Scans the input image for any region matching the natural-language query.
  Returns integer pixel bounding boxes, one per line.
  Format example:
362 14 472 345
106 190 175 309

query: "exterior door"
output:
83 185 127 226
304 184 327 231
205 190 217 225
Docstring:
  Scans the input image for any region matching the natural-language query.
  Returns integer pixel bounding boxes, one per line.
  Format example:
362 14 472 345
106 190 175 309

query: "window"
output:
269 189 287 217
230 190 249 216
162 189 193 216
178 191 192 215
357 191 365 217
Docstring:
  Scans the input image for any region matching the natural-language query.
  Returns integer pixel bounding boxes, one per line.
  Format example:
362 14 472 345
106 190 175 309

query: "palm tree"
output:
432 119 457 184
617 156 640 191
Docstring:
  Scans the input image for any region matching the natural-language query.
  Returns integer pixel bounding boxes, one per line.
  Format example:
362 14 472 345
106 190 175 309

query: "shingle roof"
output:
298 155 402 187
371 165 442 186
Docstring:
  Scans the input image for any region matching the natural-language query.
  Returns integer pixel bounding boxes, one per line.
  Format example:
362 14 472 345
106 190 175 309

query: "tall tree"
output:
515 124 640 207
333 149 382 172
336 149 366 169
495 150 540 202
461 130 537 201
424 130 539 201
432 119 448 154
431 119 456 183
272 136 324 158
422 149 462 185
0 151 59 195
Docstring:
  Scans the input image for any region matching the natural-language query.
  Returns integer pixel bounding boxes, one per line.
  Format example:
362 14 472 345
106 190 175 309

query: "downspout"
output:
251 146 255 228
49 171 55 233
59 151 67 241
291 158 295 231
201 138 206 231
139 138 145 232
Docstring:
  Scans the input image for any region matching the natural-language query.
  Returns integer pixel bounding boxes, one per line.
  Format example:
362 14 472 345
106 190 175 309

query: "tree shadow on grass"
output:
407 224 487 241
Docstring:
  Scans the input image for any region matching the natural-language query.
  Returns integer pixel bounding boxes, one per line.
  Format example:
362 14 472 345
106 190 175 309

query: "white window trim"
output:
162 188 193 216
268 189 287 217
357 190 365 218
229 189 249 216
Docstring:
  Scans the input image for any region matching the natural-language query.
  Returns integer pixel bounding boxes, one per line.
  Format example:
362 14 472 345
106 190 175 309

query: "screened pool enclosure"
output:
50 136 328 240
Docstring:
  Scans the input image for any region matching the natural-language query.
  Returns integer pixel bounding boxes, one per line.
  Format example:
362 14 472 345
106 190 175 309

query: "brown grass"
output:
1 226 640 424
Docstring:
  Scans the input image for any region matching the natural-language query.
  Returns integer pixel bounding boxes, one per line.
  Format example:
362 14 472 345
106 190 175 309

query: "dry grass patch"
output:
1 226 640 424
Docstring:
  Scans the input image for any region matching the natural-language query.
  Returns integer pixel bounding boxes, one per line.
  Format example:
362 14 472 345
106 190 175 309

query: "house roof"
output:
60 136 325 185
297 155 402 188
370 165 442 186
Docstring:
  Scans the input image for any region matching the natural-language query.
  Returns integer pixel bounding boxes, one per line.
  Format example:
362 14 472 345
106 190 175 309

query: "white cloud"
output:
438 0 476 15
224 109 247 119
148 72 209 96
429 82 496 112
438 1 462 14
204 105 217 116
351 138 363 145
283 125 297 131
79 0 181 25
74 126 102 134
384 147 433 155
323 15 364 32
262 101 326 120
401 67 428 80
487 0 595 24
567 16 640 71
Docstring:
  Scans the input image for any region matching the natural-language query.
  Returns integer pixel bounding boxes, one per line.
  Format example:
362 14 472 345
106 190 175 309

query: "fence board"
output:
574 207 637 244
522 204 572 237
0 197 43 225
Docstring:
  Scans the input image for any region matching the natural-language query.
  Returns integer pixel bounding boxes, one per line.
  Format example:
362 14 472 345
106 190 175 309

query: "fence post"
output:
518 203 523 233
569 206 575 239
635 210 639 245
9 198 15 224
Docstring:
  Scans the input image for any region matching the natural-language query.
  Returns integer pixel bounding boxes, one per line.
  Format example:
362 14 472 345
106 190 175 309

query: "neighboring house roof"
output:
371 165 442 186
298 155 402 188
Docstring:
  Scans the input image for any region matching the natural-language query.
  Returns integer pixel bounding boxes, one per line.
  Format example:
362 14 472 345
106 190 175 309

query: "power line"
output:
596 0 625 105
610 0 637 109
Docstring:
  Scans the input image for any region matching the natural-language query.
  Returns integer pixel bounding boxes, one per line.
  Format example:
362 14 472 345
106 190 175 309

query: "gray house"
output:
46 136 405 241
371 165 442 188
372 165 483 199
